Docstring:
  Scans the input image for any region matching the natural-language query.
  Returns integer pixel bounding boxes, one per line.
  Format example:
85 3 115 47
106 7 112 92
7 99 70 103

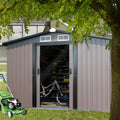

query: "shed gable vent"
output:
57 34 69 41
40 35 51 42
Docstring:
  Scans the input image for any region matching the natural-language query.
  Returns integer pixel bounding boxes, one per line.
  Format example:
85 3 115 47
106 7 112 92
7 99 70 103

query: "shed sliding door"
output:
36 46 40 107
36 44 73 108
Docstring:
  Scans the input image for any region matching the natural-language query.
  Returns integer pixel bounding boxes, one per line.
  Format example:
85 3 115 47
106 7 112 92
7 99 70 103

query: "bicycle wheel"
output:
56 90 64 105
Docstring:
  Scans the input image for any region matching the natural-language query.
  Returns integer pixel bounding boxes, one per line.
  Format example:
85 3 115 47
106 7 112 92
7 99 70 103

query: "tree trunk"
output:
110 29 120 120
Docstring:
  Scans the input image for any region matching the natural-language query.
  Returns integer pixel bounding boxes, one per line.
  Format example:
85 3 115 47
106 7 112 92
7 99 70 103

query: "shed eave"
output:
2 30 71 46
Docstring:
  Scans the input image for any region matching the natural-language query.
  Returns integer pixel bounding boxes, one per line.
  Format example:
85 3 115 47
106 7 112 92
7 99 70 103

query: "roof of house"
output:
2 29 71 46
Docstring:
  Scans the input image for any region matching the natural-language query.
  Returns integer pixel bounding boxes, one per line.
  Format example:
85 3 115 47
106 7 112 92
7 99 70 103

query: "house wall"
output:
77 38 111 111
51 20 67 31
0 20 50 63
7 43 33 107
0 46 7 63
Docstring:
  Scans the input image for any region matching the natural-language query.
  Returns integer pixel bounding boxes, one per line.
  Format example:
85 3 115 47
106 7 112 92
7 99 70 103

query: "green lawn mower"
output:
0 78 27 118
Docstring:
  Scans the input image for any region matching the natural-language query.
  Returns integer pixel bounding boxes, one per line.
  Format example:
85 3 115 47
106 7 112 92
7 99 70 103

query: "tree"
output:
0 0 119 119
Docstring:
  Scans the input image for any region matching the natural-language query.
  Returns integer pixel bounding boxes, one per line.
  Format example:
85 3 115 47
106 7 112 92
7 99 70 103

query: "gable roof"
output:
2 30 71 46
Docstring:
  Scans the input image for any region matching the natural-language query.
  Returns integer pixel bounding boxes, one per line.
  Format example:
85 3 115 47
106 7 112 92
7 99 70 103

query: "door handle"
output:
37 68 40 75
69 68 72 74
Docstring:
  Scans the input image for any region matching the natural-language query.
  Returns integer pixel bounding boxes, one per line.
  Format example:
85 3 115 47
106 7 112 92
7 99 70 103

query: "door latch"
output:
37 68 40 75
69 68 72 74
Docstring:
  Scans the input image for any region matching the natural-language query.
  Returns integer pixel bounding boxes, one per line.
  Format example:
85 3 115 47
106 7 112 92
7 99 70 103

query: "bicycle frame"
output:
40 80 60 97
40 80 68 105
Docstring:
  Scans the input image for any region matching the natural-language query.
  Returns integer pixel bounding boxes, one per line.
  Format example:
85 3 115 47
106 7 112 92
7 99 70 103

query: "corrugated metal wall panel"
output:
7 48 12 94
77 43 83 109
21 45 25 106
17 46 21 104
36 46 40 107
92 39 99 110
83 41 88 110
7 44 33 107
26 44 33 107
77 38 111 111
13 46 17 98
69 45 73 109
24 45 27 106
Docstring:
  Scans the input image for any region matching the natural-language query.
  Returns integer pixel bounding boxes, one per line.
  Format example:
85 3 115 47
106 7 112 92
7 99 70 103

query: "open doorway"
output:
40 45 69 108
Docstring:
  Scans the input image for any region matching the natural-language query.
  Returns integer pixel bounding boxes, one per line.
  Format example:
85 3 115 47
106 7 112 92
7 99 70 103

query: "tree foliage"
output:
0 0 112 43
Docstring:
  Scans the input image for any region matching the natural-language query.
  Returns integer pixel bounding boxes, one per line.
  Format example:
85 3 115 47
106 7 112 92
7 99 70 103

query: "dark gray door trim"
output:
32 44 37 107
32 41 77 109
73 45 77 109
36 41 72 46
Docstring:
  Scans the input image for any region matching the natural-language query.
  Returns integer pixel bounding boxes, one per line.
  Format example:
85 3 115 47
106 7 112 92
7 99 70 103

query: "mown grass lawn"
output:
0 109 110 120
0 64 7 72
0 81 7 91
0 82 110 120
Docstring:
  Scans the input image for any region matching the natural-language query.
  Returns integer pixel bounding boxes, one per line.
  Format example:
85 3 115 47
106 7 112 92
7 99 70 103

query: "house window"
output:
11 26 22 39
1 36 8 41
24 26 37 36
40 35 51 42
38 26 45 33
0 46 7 62
0 26 8 41
57 34 69 41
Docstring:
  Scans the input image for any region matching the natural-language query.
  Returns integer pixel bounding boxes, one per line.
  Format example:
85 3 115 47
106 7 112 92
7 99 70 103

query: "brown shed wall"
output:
7 44 33 107
77 38 111 111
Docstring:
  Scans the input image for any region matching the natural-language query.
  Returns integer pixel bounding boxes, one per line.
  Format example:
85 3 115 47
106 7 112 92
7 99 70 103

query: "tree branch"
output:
0 1 19 13
90 0 120 29
89 1 114 27
35 0 59 4
104 0 114 12
116 0 120 15
90 1 106 13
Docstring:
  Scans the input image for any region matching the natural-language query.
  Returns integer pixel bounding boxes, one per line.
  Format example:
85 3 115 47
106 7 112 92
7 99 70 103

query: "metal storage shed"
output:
2 29 111 111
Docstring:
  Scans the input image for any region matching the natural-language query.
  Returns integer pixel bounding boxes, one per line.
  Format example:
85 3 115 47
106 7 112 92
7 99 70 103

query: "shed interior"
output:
40 45 69 108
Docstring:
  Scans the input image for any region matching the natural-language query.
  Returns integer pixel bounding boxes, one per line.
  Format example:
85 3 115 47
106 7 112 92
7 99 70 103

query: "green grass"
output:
0 81 7 91
0 109 110 120
0 64 7 72
0 82 110 120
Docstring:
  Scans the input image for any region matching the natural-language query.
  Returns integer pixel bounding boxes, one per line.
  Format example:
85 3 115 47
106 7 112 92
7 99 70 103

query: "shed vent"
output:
57 34 69 41
40 35 51 42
